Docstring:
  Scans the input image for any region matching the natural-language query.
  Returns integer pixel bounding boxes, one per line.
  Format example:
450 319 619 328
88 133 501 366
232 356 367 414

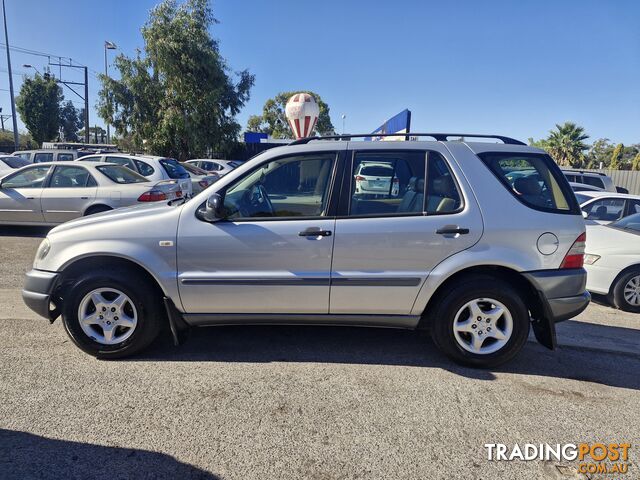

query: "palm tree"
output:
545 122 590 167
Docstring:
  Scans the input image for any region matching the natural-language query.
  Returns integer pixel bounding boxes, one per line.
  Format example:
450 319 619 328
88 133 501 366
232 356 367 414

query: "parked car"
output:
13 149 88 163
186 159 237 177
77 154 193 197
353 161 399 197
584 215 640 312
561 169 616 192
0 162 182 226
569 182 604 193
22 134 589 366
575 191 640 224
181 162 219 195
0 155 30 173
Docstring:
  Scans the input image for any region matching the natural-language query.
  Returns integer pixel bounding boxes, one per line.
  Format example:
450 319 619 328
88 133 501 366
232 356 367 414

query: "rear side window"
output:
134 160 155 176
582 176 605 189
160 159 189 179
582 198 625 221
33 152 54 163
478 152 578 214
57 153 75 162
97 165 148 184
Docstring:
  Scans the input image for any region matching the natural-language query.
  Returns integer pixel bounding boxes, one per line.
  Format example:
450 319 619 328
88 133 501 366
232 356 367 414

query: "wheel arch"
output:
84 204 113 216
608 263 640 295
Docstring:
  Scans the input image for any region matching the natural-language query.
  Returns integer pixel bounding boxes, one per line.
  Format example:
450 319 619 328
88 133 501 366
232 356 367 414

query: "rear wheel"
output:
429 275 530 367
84 205 112 216
61 270 164 359
610 269 640 313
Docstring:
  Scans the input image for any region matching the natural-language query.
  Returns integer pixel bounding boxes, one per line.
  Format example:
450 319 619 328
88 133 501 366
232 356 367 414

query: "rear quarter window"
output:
478 152 579 214
582 176 605 189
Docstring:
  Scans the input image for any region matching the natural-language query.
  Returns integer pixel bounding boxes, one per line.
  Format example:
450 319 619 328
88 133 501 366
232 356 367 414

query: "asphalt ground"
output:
0 225 638 479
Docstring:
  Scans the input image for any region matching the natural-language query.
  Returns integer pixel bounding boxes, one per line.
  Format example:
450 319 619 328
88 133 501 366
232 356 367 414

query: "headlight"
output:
36 238 51 261
583 254 600 265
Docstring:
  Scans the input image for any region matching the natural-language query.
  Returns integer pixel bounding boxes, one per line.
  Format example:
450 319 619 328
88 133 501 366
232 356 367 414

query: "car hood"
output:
585 222 640 255
49 201 180 235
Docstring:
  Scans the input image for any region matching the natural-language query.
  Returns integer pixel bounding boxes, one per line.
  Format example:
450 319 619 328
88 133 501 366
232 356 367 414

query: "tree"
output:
59 101 83 142
16 73 62 146
544 122 590 168
610 143 624 170
247 91 334 138
632 153 640 171
586 138 613 169
98 0 254 160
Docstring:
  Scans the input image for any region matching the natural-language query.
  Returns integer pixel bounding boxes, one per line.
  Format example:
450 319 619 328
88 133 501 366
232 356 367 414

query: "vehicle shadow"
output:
138 323 640 391
0 225 51 238
0 429 219 480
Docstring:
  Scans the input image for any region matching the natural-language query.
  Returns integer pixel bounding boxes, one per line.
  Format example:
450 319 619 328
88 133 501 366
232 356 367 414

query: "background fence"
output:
581 169 640 195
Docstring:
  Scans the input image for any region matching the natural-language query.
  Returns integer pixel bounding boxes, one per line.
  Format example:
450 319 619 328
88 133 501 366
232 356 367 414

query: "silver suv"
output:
22 133 590 367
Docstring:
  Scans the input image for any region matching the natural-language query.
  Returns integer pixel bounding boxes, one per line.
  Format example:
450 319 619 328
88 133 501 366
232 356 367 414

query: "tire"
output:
84 205 112 216
429 275 530 368
61 269 164 359
609 268 640 313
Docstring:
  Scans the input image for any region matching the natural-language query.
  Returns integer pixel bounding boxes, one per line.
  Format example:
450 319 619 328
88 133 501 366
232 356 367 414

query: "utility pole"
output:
84 66 89 143
2 0 19 150
104 41 116 143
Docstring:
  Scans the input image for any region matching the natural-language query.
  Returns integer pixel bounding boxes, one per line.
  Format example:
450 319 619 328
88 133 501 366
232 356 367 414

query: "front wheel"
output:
429 275 530 367
610 269 640 313
61 270 164 359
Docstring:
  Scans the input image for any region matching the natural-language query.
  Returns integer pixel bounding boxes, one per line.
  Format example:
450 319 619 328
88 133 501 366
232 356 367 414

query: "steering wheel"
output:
241 183 274 217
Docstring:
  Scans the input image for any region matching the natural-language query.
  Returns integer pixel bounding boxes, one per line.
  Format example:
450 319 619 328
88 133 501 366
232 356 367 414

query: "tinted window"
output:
582 176 605 189
14 152 31 161
610 213 640 232
564 173 580 183
574 193 590 205
629 200 640 215
350 151 426 216
1 165 50 188
583 198 625 221
425 152 463 214
160 159 189 179
78 156 102 162
106 156 136 171
134 160 155 176
49 166 94 188
1 156 29 169
224 153 335 218
33 152 54 163
96 165 148 184
479 152 575 213
57 153 75 162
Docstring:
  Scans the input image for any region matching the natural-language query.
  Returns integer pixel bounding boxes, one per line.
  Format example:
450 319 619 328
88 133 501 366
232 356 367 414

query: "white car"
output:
575 191 640 224
181 162 219 195
584 215 640 312
186 159 238 177
77 154 193 197
0 155 30 173
353 162 399 197
0 161 183 226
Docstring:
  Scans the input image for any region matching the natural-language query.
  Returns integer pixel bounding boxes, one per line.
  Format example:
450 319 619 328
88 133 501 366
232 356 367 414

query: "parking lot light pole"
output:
2 0 19 151
104 41 117 144
22 64 41 75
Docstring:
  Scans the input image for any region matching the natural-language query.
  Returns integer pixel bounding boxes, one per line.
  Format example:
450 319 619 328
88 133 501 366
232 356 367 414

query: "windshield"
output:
97 165 148 184
160 158 190 179
610 213 640 232
1 156 30 168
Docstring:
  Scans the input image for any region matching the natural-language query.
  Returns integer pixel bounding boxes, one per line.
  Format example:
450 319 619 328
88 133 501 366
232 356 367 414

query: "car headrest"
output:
53 176 73 187
406 176 417 192
594 205 607 217
432 175 454 196
415 178 425 192
514 177 541 196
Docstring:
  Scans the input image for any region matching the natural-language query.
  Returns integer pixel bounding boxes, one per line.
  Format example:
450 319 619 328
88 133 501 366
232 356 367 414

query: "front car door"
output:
40 165 98 223
329 144 483 318
0 165 51 224
177 144 346 316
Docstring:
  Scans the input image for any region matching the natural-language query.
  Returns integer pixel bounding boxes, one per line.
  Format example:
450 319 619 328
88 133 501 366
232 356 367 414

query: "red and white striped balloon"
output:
285 93 320 139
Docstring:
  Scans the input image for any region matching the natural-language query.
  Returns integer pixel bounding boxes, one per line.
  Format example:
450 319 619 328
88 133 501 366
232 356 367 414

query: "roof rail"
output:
288 133 527 146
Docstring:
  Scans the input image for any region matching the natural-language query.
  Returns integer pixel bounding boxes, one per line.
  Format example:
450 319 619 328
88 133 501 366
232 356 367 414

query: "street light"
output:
22 64 41 75
104 41 117 144
341 114 346 135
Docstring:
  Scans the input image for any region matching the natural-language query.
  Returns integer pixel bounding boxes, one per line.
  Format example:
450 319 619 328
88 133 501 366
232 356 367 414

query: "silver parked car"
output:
181 162 219 195
0 162 183 225
22 133 589 367
186 159 238 177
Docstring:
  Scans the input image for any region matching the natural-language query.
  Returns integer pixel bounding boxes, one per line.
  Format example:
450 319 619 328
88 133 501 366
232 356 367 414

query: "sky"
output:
1 0 639 145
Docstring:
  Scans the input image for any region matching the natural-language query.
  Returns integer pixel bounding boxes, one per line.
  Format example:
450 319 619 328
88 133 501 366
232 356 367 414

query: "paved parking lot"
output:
0 226 639 479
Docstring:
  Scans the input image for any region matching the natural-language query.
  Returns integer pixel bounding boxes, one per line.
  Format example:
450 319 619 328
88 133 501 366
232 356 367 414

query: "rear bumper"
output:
22 269 60 321
523 268 591 323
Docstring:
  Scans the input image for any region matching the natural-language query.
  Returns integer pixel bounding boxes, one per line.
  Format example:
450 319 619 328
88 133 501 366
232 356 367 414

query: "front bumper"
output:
22 269 60 321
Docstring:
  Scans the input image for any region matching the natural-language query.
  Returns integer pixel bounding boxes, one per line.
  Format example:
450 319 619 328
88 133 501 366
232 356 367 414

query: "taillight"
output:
138 190 168 202
560 232 586 269
175 190 183 198
355 175 365 182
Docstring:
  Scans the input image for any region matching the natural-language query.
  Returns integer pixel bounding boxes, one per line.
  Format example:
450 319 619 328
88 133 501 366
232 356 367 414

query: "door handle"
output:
436 226 470 235
299 228 332 237
80 197 89 199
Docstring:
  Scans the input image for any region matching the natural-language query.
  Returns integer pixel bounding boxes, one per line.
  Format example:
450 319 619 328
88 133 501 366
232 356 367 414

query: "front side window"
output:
1 165 51 188
96 165 148 184
582 198 625 221
349 151 426 216
33 152 54 163
49 166 95 188
223 153 336 218
479 152 576 213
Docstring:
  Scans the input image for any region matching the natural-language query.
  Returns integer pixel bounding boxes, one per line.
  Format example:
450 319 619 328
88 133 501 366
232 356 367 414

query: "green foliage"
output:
585 138 613 169
98 0 254 160
16 74 62 146
59 101 83 142
610 143 624 170
632 153 640 171
544 122 589 168
247 91 334 138
0 130 37 152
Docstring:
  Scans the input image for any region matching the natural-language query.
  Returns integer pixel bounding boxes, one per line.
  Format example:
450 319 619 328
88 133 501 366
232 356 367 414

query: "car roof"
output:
23 161 120 168
576 191 640 200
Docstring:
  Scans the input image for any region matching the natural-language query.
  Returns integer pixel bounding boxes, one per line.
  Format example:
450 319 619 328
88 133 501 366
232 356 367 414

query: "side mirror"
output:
202 193 226 222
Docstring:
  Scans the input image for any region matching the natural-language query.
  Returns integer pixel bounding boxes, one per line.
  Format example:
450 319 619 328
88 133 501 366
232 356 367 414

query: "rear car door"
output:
41 165 98 223
329 145 483 316
0 165 50 223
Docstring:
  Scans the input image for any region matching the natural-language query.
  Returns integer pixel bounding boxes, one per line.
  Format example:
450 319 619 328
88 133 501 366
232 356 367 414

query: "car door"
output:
177 147 345 315
40 165 98 223
0 165 51 223
329 146 483 316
